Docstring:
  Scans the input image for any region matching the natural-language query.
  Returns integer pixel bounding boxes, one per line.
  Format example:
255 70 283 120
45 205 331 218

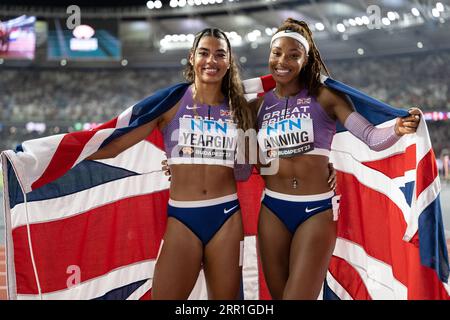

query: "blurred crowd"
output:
0 68 183 123
246 51 450 111
0 51 449 173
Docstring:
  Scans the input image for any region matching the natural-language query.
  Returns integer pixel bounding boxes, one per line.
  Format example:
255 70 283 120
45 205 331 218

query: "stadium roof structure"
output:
0 0 449 68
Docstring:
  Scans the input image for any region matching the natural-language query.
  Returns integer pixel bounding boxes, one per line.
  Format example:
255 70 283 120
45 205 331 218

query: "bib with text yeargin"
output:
178 117 238 163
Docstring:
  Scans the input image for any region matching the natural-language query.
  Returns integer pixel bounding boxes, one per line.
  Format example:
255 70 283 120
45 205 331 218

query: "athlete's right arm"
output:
86 119 159 160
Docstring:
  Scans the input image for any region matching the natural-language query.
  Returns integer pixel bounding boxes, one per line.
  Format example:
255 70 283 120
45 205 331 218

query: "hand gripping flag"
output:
1 76 449 299
242 75 450 300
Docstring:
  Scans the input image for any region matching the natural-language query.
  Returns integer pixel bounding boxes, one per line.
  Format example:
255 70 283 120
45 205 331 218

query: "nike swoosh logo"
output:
265 103 279 111
305 206 323 213
224 204 239 214
186 105 201 110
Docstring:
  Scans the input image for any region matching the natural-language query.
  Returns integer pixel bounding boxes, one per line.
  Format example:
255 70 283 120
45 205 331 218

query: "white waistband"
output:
264 189 334 202
263 148 330 164
167 157 235 168
168 193 238 208
306 148 330 157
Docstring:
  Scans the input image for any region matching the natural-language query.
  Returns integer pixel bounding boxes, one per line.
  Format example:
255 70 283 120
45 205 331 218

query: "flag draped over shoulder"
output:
244 75 450 300
1 83 189 299
1 76 449 300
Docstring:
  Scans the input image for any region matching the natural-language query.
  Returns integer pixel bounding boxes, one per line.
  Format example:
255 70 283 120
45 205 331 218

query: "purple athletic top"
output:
256 88 335 159
161 85 237 167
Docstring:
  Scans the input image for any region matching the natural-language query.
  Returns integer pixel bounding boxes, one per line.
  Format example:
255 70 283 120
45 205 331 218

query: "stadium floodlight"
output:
315 22 325 31
387 11 396 21
357 48 364 55
432 8 440 18
417 42 423 49
146 1 155 9
155 0 162 8
411 7 420 17
382 17 391 25
355 17 363 26
179 0 187 7
336 23 346 32
348 19 356 26
187 34 195 42
362 16 370 25
247 32 257 42
436 2 444 12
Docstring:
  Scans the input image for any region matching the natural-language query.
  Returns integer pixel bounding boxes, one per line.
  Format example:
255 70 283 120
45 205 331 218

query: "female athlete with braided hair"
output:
254 18 421 299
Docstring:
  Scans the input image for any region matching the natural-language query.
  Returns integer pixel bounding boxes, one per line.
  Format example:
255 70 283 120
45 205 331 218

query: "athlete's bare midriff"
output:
168 164 237 201
261 154 331 196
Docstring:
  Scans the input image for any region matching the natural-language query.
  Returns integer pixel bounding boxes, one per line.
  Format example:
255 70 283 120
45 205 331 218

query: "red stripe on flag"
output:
336 171 450 299
416 148 438 198
362 144 416 179
140 288 152 300
31 118 119 190
94 118 119 130
336 172 409 286
145 128 165 152
329 256 372 300
260 75 276 93
12 190 169 295
237 171 265 236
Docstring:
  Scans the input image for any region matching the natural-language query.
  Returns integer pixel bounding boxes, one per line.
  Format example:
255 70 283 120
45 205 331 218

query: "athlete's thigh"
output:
152 217 203 300
258 204 292 300
203 211 244 300
284 209 337 300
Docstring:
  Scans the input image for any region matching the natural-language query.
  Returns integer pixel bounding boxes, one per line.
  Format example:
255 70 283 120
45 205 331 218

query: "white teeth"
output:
276 69 289 74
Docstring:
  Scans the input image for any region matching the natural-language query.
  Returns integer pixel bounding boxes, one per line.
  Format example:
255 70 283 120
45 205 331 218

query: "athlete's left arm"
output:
318 86 421 151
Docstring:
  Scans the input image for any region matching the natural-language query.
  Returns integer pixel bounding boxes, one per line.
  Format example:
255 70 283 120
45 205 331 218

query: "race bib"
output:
257 117 314 159
178 117 238 161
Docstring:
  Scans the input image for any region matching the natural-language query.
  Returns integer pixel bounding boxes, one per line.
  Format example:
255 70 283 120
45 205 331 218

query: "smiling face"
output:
189 35 230 85
269 37 308 86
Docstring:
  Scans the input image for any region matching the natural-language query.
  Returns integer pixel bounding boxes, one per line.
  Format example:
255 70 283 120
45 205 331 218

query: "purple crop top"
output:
161 86 238 167
256 88 335 160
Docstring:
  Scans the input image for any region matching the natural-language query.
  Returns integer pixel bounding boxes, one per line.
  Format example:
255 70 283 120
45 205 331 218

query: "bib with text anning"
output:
257 117 314 160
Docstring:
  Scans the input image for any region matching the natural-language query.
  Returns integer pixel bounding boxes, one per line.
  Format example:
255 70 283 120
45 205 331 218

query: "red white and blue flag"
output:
1 76 448 300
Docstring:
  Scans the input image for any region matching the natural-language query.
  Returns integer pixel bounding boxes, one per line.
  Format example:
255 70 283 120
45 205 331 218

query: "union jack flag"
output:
1 76 448 299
